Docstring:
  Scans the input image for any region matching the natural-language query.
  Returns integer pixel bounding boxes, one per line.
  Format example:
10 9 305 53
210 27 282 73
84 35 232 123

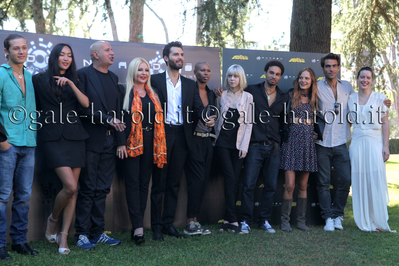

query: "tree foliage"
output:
333 0 399 136
196 0 260 49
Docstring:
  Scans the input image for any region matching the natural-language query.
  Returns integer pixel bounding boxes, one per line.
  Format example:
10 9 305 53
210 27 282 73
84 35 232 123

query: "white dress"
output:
348 92 394 232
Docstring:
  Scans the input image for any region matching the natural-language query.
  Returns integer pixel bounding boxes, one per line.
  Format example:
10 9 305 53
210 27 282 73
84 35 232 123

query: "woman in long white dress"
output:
348 66 395 232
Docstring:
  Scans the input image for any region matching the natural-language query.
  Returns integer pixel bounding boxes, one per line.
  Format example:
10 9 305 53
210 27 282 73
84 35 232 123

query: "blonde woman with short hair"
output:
214 64 253 234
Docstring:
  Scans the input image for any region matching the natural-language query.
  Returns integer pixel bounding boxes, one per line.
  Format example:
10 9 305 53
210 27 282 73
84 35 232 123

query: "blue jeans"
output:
316 144 351 219
0 145 35 247
240 143 281 226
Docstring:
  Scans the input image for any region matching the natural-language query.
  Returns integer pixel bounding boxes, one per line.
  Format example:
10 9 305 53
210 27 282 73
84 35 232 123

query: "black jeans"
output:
151 126 188 230
240 142 281 226
316 144 351 219
185 135 213 219
217 147 244 223
74 135 116 240
123 131 154 230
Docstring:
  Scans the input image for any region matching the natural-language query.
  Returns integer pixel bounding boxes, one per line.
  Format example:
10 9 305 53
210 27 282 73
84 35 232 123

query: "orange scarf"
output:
126 84 167 168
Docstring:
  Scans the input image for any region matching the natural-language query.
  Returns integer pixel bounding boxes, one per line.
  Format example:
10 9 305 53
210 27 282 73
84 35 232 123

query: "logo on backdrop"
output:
148 51 167 74
232 55 249 60
26 38 53 74
289 58 305 63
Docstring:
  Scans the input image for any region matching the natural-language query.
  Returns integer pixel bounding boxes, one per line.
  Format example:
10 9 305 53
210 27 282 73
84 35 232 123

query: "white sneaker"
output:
324 218 335 231
260 221 276 234
334 216 344 230
241 221 251 234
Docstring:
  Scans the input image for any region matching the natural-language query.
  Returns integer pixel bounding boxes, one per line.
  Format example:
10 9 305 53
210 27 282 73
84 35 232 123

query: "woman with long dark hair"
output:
117 57 166 245
33 43 89 254
279 67 319 232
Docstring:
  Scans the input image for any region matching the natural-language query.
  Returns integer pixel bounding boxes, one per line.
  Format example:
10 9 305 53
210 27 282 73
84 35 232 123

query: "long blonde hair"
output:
123 57 154 111
291 67 318 111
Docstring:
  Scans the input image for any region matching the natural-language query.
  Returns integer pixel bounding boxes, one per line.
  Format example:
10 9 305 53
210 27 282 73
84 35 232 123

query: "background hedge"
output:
390 139 399 154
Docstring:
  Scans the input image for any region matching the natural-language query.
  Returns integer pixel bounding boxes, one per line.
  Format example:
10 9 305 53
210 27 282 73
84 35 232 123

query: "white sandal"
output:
45 214 58 243
56 232 70 255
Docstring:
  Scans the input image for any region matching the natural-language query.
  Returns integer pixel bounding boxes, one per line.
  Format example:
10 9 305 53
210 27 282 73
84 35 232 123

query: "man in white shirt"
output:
150 41 204 241
316 53 353 231
317 53 391 232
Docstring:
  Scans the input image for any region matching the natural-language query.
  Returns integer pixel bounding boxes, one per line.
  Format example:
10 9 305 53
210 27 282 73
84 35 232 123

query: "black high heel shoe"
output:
131 230 145 245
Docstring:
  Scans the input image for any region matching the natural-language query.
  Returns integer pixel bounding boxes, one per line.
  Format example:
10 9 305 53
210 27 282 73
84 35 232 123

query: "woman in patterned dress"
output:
279 67 319 232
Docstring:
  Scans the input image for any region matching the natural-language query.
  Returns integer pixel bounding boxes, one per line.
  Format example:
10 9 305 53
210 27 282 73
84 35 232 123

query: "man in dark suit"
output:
150 41 206 241
74 41 125 250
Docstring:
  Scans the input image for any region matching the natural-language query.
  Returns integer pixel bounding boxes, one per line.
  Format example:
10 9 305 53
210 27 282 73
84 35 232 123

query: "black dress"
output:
33 72 88 168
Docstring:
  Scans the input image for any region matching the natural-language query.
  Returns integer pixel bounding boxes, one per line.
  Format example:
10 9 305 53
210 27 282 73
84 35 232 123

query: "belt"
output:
142 126 153 131
251 140 275 146
165 123 183 128
194 132 216 138
251 140 279 156
106 130 114 136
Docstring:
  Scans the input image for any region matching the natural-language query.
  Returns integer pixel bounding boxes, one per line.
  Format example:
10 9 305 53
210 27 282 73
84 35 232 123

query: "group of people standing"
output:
0 33 395 261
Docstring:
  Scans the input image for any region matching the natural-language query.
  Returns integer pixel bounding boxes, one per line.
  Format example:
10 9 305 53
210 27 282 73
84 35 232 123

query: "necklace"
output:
13 70 23 79
301 93 309 97
266 89 276 100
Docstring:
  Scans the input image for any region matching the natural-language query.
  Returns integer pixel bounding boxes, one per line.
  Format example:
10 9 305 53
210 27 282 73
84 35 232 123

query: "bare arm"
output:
381 112 390 162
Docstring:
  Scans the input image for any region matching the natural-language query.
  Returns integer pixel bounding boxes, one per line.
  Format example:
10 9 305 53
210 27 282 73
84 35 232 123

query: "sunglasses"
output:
334 102 340 115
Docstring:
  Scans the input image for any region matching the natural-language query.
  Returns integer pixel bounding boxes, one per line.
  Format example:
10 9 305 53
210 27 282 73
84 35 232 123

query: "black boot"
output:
296 198 310 231
281 199 293 232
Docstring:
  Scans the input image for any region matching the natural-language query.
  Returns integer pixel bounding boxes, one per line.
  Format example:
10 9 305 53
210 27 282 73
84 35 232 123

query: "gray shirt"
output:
316 78 355 148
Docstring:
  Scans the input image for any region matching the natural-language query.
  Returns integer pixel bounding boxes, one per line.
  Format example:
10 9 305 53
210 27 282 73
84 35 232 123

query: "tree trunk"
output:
31 0 46 33
289 0 332 53
129 0 144 42
104 0 119 41
195 0 204 45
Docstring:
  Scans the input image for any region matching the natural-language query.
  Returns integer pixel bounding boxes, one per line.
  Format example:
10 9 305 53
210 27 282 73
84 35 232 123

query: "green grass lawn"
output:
4 155 399 266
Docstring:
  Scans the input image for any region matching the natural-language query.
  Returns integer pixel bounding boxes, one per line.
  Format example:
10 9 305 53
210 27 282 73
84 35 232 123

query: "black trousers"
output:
185 135 213 219
151 126 188 230
74 135 116 240
123 131 154 230
217 147 244 223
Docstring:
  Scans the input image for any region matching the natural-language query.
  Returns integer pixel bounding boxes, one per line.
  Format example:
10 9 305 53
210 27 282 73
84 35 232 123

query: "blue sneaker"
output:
75 234 96 250
89 233 121 246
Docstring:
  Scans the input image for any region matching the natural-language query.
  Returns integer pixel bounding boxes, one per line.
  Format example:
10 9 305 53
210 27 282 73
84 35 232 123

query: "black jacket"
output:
150 72 203 150
0 123 6 142
78 65 124 152
32 72 89 142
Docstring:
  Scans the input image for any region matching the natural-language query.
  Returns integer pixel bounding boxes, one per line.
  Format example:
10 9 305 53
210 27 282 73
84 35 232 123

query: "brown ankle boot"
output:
281 199 293 232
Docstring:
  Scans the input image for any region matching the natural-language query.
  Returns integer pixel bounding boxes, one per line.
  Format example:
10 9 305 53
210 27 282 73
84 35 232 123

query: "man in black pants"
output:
74 41 125 250
150 41 206 241
184 61 216 235
240 60 289 234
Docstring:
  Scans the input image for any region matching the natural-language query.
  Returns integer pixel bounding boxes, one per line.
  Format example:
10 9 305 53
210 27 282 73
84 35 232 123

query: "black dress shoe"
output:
162 226 187 239
0 246 12 260
152 229 164 241
133 235 145 245
131 229 145 245
11 243 39 256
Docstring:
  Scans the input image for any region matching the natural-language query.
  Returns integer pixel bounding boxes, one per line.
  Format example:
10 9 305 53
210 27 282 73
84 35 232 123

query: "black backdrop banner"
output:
0 30 222 89
222 48 340 92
